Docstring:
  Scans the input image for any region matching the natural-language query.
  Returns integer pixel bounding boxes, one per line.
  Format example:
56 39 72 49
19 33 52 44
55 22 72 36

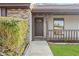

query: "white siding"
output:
47 15 79 38
48 15 53 30
47 15 79 30
64 15 79 30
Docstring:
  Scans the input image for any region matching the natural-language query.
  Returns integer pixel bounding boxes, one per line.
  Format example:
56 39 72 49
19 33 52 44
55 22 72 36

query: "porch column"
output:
0 8 1 16
29 11 32 41
45 14 49 40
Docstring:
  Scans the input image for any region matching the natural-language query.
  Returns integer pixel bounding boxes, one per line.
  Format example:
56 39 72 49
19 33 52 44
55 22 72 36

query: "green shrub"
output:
0 17 29 56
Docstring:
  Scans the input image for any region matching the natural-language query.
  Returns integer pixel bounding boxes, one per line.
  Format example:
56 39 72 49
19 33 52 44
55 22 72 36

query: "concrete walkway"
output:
24 41 53 56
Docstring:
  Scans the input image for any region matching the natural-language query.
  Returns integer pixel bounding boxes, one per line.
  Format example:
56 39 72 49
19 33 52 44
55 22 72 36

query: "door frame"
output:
33 16 44 37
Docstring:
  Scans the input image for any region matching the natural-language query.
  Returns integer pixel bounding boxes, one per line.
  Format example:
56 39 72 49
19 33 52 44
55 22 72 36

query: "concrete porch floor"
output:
24 41 53 56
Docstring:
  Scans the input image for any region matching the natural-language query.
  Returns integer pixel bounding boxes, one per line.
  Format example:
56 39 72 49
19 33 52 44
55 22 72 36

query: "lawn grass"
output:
49 44 79 56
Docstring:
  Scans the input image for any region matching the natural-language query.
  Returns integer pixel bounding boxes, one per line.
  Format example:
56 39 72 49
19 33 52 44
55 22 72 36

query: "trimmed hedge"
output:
0 17 29 56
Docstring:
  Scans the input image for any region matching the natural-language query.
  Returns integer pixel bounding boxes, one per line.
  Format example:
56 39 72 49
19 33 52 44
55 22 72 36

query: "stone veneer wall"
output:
7 8 31 42
7 9 30 20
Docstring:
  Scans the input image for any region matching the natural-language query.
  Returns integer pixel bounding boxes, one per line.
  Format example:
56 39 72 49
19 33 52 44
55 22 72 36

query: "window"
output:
53 18 64 35
1 8 7 16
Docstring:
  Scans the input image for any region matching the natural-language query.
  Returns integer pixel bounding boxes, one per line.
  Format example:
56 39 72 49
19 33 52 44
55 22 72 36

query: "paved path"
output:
24 41 53 56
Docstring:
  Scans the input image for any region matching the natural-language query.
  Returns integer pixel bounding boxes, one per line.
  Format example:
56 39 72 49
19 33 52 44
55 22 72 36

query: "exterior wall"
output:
7 9 30 19
47 15 79 30
7 8 32 41
47 15 79 39
32 14 79 39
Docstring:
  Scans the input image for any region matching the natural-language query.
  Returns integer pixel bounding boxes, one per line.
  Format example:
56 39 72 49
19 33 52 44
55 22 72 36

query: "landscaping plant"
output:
0 17 29 56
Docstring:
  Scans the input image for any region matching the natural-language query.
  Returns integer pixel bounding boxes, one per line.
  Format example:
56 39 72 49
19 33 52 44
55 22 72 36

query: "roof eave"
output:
0 3 30 8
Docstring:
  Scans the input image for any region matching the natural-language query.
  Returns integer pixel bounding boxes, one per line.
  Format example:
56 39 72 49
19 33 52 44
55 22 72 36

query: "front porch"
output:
33 30 79 43
31 4 79 42
32 13 79 42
